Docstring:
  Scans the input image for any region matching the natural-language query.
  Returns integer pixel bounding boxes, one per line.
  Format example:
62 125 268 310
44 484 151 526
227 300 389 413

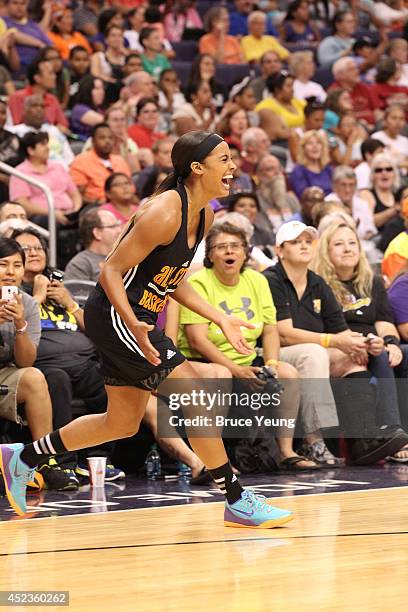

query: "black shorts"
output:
84 291 185 390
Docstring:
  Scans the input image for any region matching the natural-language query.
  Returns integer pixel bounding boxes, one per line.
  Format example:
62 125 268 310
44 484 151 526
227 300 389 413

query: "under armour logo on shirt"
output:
219 297 255 320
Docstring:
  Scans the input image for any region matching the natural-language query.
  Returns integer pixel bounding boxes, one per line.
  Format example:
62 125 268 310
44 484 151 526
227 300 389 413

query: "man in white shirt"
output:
354 137 384 190
9 95 74 169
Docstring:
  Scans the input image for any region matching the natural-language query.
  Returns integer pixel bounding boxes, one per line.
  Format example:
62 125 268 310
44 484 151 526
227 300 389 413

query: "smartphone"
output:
1 286 18 302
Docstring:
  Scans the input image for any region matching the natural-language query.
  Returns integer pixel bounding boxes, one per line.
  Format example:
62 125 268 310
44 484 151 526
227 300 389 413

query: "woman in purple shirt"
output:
290 130 333 199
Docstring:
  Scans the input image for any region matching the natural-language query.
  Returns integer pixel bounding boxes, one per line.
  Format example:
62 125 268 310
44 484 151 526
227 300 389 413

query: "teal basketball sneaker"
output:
0 444 34 516
224 489 293 528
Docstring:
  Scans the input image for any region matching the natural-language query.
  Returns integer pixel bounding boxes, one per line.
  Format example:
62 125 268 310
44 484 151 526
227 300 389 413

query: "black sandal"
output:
279 456 321 472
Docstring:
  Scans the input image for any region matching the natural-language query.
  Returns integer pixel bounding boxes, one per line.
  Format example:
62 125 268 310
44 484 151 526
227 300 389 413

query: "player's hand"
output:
130 320 161 366
219 315 255 356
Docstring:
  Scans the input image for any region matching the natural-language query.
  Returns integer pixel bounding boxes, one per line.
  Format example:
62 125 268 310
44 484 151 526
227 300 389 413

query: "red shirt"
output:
8 87 68 128
370 82 408 112
329 81 380 126
127 124 165 149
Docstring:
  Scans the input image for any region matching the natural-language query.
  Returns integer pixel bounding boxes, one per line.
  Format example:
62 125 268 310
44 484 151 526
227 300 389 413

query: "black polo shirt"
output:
263 261 348 333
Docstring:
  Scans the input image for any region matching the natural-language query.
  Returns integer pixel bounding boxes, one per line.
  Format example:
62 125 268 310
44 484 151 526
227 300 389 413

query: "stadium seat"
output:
172 40 199 61
64 280 96 307
215 63 260 87
314 64 334 88
172 61 192 89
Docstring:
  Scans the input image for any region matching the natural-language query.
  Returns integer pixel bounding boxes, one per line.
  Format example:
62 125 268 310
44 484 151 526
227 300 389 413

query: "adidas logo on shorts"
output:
167 349 176 360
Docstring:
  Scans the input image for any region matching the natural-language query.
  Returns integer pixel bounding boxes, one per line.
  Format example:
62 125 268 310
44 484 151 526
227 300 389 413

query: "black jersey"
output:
94 182 205 323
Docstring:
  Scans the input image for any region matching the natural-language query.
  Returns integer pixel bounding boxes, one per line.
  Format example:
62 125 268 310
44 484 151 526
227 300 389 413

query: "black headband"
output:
178 133 225 179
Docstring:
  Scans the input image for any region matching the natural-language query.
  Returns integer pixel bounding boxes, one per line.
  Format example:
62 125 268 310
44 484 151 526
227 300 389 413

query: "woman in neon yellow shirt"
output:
256 70 305 129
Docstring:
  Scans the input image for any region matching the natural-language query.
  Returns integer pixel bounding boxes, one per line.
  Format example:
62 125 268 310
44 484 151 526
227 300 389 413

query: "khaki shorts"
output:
0 365 27 425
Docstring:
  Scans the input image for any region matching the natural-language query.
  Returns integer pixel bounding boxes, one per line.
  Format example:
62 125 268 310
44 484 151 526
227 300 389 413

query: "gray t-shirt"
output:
64 250 105 283
0 292 40 366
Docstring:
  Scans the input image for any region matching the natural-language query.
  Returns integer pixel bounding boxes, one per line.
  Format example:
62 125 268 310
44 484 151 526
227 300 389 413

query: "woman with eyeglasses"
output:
101 172 139 224
178 221 318 473
0 131 294 529
359 152 401 245
127 97 166 149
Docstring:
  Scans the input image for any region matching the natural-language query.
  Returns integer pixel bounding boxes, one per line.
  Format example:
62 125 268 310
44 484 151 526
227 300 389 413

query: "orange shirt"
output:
48 31 92 61
199 33 243 65
70 150 131 204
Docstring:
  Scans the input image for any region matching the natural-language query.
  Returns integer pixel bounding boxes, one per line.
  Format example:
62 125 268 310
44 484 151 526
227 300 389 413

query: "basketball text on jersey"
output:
138 265 190 313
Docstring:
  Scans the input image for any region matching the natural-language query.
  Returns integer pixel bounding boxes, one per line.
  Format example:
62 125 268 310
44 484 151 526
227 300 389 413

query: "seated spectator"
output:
139 26 171 80
10 94 74 169
10 132 82 227
325 166 377 241
249 50 282 104
217 104 249 150
13 227 125 484
70 75 106 141
359 152 401 245
73 0 100 39
290 186 324 225
122 53 143 79
225 192 274 251
0 235 62 488
163 0 203 43
290 130 333 198
256 71 306 129
199 6 244 65
290 51 327 102
264 220 408 465
143 4 175 60
120 70 157 121
229 0 263 37
228 143 253 194
67 46 91 110
90 25 127 99
0 200 49 239
172 80 216 136
70 123 131 205
3 0 51 71
127 97 166 149
323 87 354 133
388 38 408 87
187 53 227 113
240 127 271 177
288 98 326 164
0 97 21 202
371 58 408 113
83 105 140 175
135 136 174 199
354 138 384 190
178 222 319 471
228 77 258 129
330 114 366 167
382 194 408 282
101 172 138 224
388 265 408 344
64 208 121 282
241 11 290 64
314 219 408 450
351 37 382 82
158 69 186 119
36 46 70 111
317 10 356 67
278 0 320 50
124 6 146 51
256 154 299 230
94 8 125 51
8 56 68 131
48 8 92 61
372 104 408 171
330 58 380 128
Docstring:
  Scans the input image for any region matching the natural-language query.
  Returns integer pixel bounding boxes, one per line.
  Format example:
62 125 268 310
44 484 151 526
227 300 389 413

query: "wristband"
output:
320 333 332 348
15 320 28 334
265 358 279 367
383 335 400 347
67 301 80 315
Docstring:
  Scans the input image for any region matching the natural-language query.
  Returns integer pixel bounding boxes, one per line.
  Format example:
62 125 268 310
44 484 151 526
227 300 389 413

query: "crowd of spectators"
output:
1 0 408 491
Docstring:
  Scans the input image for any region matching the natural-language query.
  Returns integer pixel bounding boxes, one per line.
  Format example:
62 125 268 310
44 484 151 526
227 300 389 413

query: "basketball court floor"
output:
1 465 407 611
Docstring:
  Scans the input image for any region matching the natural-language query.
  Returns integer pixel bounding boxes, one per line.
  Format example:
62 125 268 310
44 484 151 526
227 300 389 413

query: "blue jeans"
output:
368 344 408 427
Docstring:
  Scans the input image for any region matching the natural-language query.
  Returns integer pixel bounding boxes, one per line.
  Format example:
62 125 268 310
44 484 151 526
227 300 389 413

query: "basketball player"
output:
0 132 293 528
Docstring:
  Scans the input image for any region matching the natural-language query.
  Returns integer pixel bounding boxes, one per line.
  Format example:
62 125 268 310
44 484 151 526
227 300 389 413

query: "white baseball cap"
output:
275 221 318 247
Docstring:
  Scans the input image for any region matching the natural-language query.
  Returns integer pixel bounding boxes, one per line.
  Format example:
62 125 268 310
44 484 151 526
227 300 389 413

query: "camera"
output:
256 366 284 395
0 384 8 395
45 268 64 283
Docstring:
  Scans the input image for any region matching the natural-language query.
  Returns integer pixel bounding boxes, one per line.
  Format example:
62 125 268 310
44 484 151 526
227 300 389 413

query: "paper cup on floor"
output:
87 457 106 487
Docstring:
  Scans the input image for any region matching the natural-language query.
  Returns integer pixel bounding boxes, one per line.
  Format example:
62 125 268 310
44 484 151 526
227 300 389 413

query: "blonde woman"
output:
290 130 333 199
359 152 401 238
313 219 408 459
